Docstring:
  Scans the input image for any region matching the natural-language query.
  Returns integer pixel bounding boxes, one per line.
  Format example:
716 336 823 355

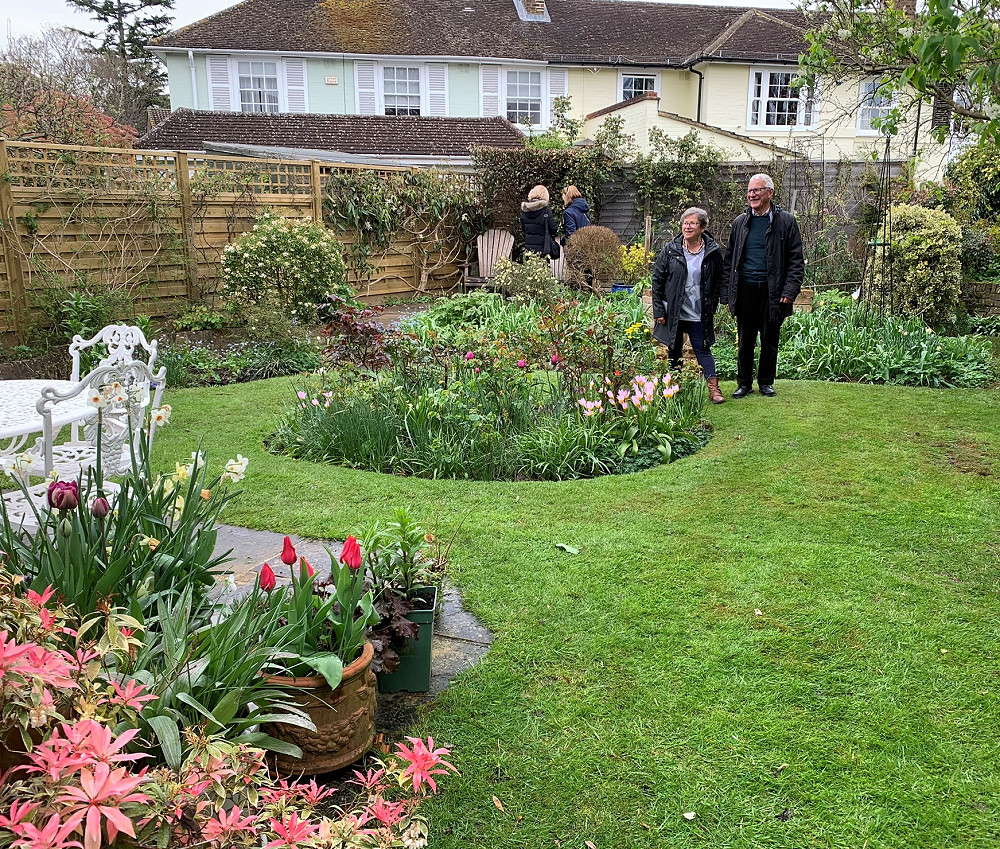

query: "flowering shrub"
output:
222 213 351 325
869 204 963 326
492 254 563 303
619 243 653 289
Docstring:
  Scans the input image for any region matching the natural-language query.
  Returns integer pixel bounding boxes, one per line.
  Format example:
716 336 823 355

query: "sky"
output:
3 0 795 43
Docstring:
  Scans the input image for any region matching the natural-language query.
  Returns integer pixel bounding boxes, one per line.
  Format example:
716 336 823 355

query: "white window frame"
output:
382 65 422 116
236 58 280 113
747 67 818 131
619 72 658 102
503 68 544 128
857 77 895 135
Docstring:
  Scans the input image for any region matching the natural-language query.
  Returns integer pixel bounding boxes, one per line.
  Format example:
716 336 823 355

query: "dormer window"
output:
383 66 421 116
621 74 657 102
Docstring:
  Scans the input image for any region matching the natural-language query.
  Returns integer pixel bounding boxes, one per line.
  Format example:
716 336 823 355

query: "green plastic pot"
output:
378 585 437 694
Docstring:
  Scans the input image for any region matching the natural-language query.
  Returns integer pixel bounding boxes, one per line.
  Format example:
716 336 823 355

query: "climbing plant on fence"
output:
323 169 489 290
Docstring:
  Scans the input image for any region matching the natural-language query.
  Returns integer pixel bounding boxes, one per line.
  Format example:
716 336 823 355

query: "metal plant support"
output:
858 136 894 315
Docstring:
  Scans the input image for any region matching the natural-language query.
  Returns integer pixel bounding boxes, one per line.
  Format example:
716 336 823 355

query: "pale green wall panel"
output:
164 53 194 109
307 57 352 113
449 63 481 117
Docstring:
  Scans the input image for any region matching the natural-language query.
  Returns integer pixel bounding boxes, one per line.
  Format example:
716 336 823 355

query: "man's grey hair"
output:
748 173 775 190
681 207 710 228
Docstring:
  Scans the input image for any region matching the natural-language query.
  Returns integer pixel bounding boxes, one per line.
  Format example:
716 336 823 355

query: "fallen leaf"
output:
754 609 763 616
776 763 789 773
682 812 696 820
640 822 651 830
585 842 598 849
940 648 948 654
492 795 504 812
556 543 580 554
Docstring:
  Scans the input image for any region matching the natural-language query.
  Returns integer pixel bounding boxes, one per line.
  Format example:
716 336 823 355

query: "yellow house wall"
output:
568 66 696 119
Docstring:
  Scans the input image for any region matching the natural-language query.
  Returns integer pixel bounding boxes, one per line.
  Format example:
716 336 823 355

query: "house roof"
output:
135 109 525 155
151 0 810 66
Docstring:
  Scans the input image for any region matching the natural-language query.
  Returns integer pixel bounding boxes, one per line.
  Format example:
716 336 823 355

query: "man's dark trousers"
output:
736 280 782 387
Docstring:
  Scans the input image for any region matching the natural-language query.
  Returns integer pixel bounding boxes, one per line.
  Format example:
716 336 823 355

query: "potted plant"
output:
258 535 380 775
362 508 439 694
617 242 653 295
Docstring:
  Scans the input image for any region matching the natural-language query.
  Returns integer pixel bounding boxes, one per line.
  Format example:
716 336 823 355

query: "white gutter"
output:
150 46 543 66
188 50 199 109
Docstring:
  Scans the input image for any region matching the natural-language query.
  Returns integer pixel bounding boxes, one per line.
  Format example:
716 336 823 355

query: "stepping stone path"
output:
212 524 493 737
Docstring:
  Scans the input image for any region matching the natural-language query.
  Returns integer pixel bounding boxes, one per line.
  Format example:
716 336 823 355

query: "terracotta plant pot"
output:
263 640 377 776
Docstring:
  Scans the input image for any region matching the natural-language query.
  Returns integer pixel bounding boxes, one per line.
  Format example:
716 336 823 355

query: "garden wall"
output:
962 282 1000 313
0 140 467 343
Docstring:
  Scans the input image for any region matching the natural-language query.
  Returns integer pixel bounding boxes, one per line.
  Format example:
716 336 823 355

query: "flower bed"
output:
271 290 710 480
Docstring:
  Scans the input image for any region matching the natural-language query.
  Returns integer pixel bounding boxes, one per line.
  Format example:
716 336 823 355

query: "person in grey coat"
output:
651 206 725 404
721 173 804 398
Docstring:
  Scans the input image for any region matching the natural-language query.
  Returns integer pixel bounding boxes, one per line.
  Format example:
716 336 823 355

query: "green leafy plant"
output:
492 254 564 303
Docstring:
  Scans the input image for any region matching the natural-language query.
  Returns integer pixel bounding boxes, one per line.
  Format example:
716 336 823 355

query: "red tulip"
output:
280 536 297 566
301 557 315 578
259 562 276 591
339 535 362 570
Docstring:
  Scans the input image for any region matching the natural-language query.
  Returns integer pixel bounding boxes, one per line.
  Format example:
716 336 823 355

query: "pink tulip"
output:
517 359 527 368
339 535 362 570
259 562 276 591
280 536 297 566
465 351 475 360
301 557 315 578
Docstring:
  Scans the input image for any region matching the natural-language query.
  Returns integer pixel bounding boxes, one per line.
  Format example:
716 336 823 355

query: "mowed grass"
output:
154 378 1000 848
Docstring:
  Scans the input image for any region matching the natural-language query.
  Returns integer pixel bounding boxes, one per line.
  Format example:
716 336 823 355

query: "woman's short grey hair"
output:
681 207 709 228
748 173 774 190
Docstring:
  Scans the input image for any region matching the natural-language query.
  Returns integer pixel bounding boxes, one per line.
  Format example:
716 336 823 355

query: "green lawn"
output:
154 378 1000 848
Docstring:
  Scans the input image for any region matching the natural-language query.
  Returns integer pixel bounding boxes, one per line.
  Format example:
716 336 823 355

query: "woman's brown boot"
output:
707 377 725 404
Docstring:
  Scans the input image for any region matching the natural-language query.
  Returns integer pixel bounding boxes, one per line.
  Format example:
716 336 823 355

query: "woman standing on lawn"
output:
520 184 559 258
651 206 725 404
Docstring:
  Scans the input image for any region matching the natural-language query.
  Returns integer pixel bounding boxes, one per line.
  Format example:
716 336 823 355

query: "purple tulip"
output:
47 480 79 512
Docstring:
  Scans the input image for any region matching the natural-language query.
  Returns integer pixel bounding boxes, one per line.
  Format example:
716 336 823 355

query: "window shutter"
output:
208 55 233 111
283 58 308 112
427 63 448 116
481 64 501 117
547 67 568 123
355 60 378 114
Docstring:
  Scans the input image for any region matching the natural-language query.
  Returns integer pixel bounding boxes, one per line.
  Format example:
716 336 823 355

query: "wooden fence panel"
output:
0 140 469 342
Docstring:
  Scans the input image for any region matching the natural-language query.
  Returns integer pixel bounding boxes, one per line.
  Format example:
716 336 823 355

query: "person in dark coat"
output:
651 207 725 404
721 173 804 398
520 184 558 258
561 185 591 245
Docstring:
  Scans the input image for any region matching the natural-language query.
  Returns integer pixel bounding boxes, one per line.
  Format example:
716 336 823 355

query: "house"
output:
148 0 952 177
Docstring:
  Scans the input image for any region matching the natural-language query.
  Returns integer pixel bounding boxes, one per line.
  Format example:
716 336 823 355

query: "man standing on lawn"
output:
722 173 804 398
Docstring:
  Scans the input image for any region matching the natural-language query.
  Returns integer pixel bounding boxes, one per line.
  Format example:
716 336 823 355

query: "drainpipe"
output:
188 50 199 109
912 97 921 157
688 62 705 123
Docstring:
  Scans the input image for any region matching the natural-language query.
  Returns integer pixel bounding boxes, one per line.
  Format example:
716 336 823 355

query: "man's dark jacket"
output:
721 203 804 320
651 232 723 347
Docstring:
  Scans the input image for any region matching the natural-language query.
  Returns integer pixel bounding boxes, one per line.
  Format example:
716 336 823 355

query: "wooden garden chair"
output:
461 229 514 294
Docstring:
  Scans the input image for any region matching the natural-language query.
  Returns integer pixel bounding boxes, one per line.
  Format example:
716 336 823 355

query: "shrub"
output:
564 225 623 292
960 221 1000 281
943 141 1000 222
492 254 563 302
869 204 963 326
222 212 350 324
